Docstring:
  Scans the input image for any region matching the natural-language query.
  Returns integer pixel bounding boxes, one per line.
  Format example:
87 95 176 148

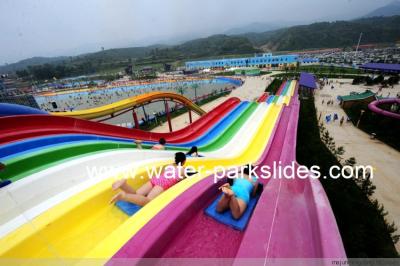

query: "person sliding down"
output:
216 165 258 219
186 146 201 157
110 152 187 206
152 138 166 150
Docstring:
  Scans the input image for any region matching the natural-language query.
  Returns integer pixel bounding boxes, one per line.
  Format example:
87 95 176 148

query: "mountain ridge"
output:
363 1 400 18
1 16 399 75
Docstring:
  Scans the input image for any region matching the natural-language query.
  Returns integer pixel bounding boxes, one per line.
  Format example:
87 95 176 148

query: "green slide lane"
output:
200 102 258 151
281 80 291 96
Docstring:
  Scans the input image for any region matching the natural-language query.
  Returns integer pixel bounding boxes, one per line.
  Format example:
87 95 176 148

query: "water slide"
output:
0 79 283 255
1 82 292 206
1 95 292 183
50 91 206 120
0 101 255 182
0 80 345 261
0 97 238 145
368 98 400 120
0 97 278 258
0 98 269 239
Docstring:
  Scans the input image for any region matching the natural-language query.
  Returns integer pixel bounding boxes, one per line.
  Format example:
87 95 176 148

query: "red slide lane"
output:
0 98 240 145
257 92 269 102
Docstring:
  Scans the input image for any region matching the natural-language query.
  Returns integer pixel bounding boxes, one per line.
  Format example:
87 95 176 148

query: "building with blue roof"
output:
360 63 400 74
185 53 318 70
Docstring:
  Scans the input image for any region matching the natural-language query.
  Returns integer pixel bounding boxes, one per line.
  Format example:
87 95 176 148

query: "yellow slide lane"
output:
280 80 296 105
51 91 206 120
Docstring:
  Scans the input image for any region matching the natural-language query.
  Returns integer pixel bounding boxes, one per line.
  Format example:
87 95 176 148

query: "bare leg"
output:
229 197 247 220
112 179 135 194
110 191 126 204
110 191 150 206
121 193 151 206
216 194 231 213
146 185 165 200
110 185 164 206
135 181 153 196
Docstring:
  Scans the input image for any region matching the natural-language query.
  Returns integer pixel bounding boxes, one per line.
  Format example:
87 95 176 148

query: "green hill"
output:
0 56 68 73
242 16 400 51
1 35 258 78
2 16 400 80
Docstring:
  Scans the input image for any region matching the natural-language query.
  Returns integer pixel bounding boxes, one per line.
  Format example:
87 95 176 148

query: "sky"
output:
0 0 394 65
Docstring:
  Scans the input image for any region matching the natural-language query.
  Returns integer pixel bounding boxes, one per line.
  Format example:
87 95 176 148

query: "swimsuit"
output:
152 144 165 150
150 166 182 190
231 176 257 204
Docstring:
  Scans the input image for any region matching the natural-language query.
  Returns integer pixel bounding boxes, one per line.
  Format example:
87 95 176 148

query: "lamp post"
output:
356 109 365 128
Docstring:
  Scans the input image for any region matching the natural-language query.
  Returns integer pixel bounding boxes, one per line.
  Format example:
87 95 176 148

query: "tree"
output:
359 171 376 197
373 75 384 85
344 157 356 167
177 86 186 96
333 146 345 162
16 69 29 78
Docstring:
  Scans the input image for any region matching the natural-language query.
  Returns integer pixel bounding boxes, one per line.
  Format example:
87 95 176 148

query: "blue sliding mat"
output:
204 192 261 231
115 201 141 216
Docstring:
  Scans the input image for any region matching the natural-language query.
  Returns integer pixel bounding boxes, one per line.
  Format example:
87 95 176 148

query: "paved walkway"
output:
315 79 400 251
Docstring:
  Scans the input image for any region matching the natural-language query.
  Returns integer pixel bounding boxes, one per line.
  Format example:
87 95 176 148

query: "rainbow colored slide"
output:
0 80 346 262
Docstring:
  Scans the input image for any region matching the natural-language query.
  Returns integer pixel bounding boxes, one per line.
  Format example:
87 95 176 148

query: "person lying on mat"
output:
152 138 166 150
186 146 201 157
216 165 258 219
110 152 187 206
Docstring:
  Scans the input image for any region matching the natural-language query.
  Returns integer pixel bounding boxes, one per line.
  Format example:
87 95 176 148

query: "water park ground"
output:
314 79 400 251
